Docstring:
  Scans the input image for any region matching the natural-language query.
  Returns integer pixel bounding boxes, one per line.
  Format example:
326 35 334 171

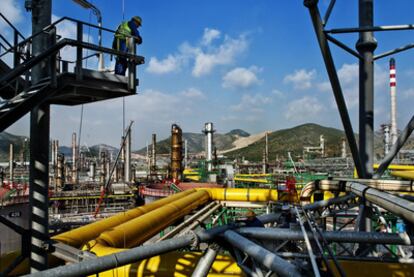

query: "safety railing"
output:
0 15 144 95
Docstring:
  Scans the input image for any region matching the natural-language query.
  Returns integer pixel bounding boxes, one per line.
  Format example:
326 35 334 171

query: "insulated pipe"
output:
223 230 301 277
97 190 210 248
179 203 221 235
52 189 196 247
303 194 356 211
191 247 219 277
157 201 218 241
28 236 196 277
346 182 414 224
236 227 414 245
301 180 414 224
300 179 414 200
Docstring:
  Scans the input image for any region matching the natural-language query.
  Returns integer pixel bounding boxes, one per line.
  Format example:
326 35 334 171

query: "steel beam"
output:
237 227 413 245
223 230 301 277
304 0 364 177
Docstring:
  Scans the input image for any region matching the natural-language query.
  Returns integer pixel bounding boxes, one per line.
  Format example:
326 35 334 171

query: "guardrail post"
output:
127 37 136 92
76 21 83 80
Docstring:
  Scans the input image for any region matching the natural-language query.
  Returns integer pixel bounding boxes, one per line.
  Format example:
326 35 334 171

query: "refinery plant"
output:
0 1 414 277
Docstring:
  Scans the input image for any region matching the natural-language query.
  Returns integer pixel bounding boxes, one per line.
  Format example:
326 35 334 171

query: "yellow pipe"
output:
84 242 244 277
234 177 270 184
390 170 414 180
200 188 278 202
97 190 210 248
52 189 196 247
235 173 273 177
373 164 414 171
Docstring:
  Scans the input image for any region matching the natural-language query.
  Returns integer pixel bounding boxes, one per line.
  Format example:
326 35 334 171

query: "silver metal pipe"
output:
346 182 414 224
236 227 413 245
294 207 320 277
180 203 221 235
223 230 301 277
157 201 218 241
303 194 356 210
27 236 195 277
191 247 218 277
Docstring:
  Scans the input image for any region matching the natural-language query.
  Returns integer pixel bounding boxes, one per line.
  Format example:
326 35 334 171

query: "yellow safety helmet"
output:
132 16 142 26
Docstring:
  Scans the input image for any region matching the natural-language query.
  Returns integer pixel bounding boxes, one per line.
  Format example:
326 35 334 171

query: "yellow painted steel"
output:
97 190 210 248
235 173 273 177
200 188 278 202
391 170 414 180
84 243 244 277
234 177 270 184
52 189 196 247
373 164 414 171
327 260 414 277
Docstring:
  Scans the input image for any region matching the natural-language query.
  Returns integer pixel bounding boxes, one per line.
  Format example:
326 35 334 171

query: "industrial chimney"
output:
150 134 157 176
390 58 398 145
171 124 183 181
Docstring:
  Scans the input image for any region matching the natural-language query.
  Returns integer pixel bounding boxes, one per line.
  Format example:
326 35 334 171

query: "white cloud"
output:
192 34 248 77
146 55 181 74
230 94 272 112
180 88 206 99
272 89 285 98
317 82 331 92
403 88 414 98
222 66 261 89
0 0 22 32
283 69 316 90
146 29 249 77
285 96 323 121
201 28 221 45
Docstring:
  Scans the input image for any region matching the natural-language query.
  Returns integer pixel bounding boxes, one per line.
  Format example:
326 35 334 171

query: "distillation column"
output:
150 134 157 176
9 144 14 183
203 122 215 172
171 124 183 181
124 129 131 182
72 132 78 184
382 124 391 156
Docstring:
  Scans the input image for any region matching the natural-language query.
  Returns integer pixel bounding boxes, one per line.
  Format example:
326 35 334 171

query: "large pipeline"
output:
300 180 414 224
52 189 196 247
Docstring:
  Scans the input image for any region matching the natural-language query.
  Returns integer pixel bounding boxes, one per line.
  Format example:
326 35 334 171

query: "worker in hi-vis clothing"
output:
113 16 142 75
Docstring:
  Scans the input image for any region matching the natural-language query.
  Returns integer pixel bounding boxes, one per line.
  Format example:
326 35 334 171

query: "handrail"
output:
0 38 144 88
0 13 25 40
0 16 141 60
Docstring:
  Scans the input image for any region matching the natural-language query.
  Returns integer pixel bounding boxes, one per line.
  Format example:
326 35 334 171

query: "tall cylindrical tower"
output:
390 58 398 145
171 124 183 181
203 122 215 172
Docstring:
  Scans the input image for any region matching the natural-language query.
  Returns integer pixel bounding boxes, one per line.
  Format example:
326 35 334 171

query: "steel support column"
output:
29 0 52 272
356 0 377 178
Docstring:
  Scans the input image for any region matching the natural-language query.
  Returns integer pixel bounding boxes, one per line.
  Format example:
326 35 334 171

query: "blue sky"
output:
2 0 414 149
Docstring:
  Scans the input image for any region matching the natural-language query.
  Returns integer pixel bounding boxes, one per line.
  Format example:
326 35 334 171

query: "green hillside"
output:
225 123 348 161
